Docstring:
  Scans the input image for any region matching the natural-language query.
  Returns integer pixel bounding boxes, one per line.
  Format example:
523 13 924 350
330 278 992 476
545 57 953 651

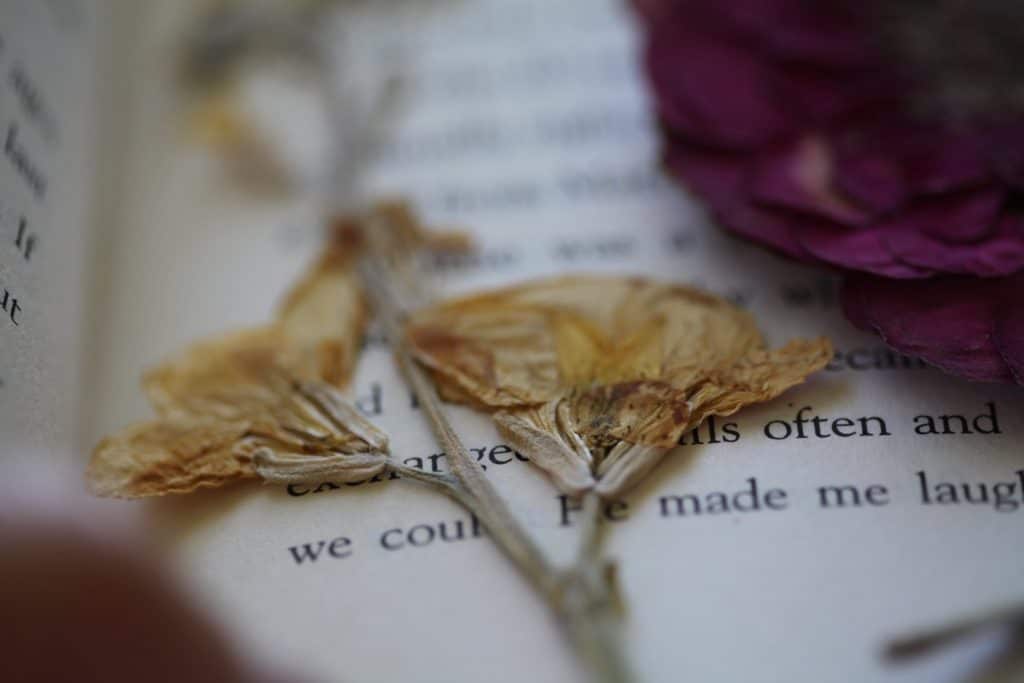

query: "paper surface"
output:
0 0 97 467
88 1 1022 682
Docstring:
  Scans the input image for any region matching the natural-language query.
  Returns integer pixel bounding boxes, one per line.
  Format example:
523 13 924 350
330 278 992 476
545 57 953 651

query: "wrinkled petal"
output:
646 22 792 149
87 375 391 499
87 202 468 498
798 189 1013 278
886 214 1024 277
800 227 932 278
665 143 815 262
749 135 870 225
841 274 1024 384
717 0 874 68
982 122 1024 192
685 340 836 420
409 276 831 495
638 0 1024 386
87 420 258 499
833 123 991 209
276 240 367 387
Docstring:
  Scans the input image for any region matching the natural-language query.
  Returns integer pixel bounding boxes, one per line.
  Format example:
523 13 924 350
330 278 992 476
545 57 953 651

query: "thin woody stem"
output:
357 243 633 683
388 460 477 511
561 490 632 683
576 489 605 566
359 250 559 598
310 19 632 677
887 604 1024 660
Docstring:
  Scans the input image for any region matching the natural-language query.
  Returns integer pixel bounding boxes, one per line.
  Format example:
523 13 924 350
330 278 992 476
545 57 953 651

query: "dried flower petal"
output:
408 276 831 496
637 0 1024 385
87 420 255 498
842 272 1024 384
88 202 469 498
87 377 388 499
146 242 365 416
275 241 366 386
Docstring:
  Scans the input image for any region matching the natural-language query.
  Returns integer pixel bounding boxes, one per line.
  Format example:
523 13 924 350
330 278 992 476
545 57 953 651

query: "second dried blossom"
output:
87 201 464 498
407 276 832 497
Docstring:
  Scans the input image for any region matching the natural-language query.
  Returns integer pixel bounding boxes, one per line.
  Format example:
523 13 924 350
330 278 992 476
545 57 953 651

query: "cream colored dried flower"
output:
88 201 465 499
407 276 832 497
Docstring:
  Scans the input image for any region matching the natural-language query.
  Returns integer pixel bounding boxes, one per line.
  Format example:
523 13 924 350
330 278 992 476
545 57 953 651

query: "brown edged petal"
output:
409 275 831 496
144 328 291 421
407 276 766 409
88 379 390 499
277 242 366 388
87 419 256 499
685 338 833 422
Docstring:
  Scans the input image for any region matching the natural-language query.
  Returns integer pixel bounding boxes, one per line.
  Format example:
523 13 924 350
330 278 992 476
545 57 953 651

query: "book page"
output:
89 1 1022 682
0 0 98 468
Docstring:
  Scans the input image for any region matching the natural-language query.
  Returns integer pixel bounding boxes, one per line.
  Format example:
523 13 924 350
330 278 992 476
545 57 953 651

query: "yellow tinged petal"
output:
144 328 289 421
144 230 368 419
408 275 832 496
86 419 257 499
89 202 465 499
276 241 367 388
684 338 834 423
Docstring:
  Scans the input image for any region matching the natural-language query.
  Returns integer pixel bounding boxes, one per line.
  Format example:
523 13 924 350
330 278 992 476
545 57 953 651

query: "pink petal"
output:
798 225 932 278
750 135 870 225
666 144 814 261
717 0 876 68
887 188 1004 245
885 214 1024 278
833 122 990 210
841 274 1024 384
646 21 792 149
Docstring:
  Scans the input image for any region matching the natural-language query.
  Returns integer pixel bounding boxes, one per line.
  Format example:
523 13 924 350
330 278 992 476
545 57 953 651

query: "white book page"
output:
0 0 97 469
89 1 1023 682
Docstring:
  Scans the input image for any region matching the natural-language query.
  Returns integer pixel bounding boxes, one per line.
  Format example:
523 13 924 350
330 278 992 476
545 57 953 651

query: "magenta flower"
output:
842 273 1024 384
637 0 1024 384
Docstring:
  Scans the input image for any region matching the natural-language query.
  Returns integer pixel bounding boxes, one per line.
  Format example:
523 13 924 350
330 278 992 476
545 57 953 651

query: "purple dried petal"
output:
666 144 813 261
994 306 1024 384
646 22 792 149
750 135 870 225
833 123 990 209
890 188 1004 245
798 190 1016 278
774 67 897 126
982 122 1024 192
798 225 932 278
832 152 909 214
662 143 746 207
906 132 991 196
842 274 1024 384
715 0 876 69
638 0 1024 386
885 214 1024 278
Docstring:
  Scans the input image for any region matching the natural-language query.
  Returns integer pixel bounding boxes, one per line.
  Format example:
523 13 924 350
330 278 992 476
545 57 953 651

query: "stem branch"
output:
357 241 633 682
561 490 630 683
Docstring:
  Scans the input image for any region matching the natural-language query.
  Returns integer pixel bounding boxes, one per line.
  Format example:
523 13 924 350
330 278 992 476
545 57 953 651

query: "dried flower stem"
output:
884 602 1024 663
357 244 633 683
387 460 478 511
562 490 631 683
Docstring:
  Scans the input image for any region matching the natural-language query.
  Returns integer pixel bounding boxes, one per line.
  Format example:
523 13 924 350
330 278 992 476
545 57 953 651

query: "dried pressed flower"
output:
88 202 466 498
181 0 461 193
88 239 378 498
635 0 1024 386
843 272 1024 384
407 276 831 497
